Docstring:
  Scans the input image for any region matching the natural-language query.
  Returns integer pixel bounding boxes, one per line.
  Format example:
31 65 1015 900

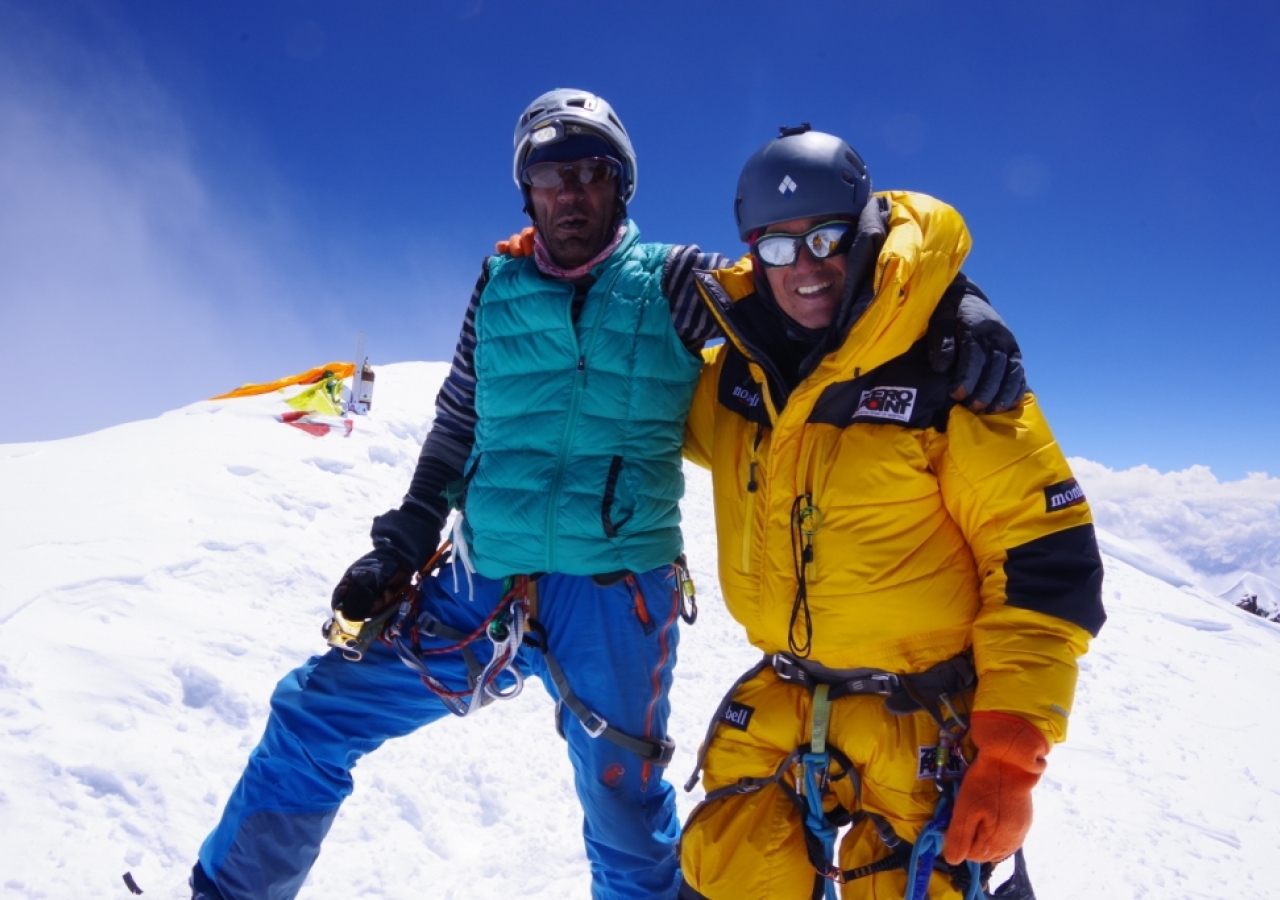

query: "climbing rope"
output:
383 563 532 717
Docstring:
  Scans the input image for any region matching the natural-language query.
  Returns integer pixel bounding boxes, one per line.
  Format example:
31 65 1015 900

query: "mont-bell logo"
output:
855 386 917 423
731 384 761 408
722 701 755 731
1044 477 1087 513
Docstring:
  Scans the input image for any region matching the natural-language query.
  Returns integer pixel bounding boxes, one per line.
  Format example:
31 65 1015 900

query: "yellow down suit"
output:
678 192 1105 899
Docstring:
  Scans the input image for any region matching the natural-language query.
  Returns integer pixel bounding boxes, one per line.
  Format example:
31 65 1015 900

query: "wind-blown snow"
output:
1 363 1278 899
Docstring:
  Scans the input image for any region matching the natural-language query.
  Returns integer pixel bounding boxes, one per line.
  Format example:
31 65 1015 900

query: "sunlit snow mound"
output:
2 362 1279 900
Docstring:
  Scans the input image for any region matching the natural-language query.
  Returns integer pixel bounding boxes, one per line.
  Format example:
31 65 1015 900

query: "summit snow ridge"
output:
1 362 1279 899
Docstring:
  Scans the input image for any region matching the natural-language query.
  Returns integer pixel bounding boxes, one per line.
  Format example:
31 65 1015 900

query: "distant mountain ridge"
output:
1217 571 1280 617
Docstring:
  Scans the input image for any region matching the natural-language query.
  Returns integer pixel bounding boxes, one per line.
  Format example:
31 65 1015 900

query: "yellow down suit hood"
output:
684 192 1104 744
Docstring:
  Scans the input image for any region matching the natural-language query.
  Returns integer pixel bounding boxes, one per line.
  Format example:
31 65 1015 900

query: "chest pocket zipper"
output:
602 455 624 538
740 421 765 572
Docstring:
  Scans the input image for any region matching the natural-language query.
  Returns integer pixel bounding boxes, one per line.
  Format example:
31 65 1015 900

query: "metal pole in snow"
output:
349 332 366 413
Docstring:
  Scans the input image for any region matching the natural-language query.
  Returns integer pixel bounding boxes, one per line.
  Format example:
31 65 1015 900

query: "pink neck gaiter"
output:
532 223 628 281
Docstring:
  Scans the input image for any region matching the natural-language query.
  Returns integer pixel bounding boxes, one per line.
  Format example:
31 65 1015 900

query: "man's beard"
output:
537 203 618 269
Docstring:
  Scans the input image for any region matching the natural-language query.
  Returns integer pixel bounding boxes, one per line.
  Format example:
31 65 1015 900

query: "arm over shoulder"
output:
682 345 726 470
663 245 730 353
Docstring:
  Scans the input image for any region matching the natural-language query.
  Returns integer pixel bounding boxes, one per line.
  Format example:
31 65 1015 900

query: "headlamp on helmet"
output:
512 89 638 203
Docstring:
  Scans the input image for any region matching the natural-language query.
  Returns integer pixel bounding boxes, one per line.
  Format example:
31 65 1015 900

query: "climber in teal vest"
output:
189 89 1029 900
189 88 725 900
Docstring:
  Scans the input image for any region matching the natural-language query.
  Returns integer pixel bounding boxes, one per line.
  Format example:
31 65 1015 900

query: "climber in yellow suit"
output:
677 126 1105 899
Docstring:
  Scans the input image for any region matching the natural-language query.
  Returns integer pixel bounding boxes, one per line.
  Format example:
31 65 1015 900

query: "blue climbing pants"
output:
196 564 684 900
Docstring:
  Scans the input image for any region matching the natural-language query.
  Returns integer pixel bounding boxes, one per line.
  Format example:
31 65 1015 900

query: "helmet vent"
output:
841 172 855 184
567 98 588 108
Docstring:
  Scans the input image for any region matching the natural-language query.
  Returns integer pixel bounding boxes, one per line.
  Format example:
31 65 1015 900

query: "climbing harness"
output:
683 650 1038 899
383 562 533 717
531 611 676 767
336 543 684 766
537 566 690 767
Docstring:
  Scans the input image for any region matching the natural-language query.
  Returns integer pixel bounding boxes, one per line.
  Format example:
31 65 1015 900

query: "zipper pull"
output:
741 462 758 572
627 576 656 635
741 420 765 573
577 356 585 371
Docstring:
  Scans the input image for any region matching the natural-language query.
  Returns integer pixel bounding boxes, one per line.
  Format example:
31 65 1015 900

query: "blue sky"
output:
2 0 1277 479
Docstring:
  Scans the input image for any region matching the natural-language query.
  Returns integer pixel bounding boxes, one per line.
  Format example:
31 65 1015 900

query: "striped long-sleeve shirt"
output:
400 244 731 530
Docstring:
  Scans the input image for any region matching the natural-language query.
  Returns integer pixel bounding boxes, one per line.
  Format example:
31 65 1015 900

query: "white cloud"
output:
1071 458 1280 589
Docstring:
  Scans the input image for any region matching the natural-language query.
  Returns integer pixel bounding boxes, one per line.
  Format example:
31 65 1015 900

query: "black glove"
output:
331 506 442 621
330 548 410 621
927 276 1027 413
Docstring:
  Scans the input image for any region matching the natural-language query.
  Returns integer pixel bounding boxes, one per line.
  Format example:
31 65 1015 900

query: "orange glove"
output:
943 712 1049 865
496 226 536 257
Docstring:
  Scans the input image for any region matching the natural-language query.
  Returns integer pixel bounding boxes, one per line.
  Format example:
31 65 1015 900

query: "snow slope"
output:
2 363 1279 899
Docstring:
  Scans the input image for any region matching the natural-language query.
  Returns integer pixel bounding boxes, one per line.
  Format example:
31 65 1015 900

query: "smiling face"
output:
759 215 849 329
527 162 619 270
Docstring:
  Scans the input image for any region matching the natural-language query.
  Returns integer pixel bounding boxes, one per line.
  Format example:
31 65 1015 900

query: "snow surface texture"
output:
2 363 1278 899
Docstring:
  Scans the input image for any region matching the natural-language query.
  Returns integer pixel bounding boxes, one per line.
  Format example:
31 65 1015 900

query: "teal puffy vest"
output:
460 224 702 578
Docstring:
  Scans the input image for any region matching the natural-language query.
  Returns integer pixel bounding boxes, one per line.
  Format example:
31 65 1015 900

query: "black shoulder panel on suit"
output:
1004 523 1107 637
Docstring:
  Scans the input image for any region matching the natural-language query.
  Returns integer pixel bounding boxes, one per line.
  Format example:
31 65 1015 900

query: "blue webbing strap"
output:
904 782 982 900
799 684 840 900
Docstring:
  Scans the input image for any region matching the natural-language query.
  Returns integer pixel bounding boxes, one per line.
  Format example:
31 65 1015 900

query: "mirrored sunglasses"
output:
521 157 620 190
752 221 854 268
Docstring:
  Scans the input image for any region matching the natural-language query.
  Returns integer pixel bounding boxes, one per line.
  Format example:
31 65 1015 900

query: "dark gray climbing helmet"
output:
734 124 871 241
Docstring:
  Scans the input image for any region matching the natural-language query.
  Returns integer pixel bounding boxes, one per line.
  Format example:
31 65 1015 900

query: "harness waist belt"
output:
770 651 976 715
